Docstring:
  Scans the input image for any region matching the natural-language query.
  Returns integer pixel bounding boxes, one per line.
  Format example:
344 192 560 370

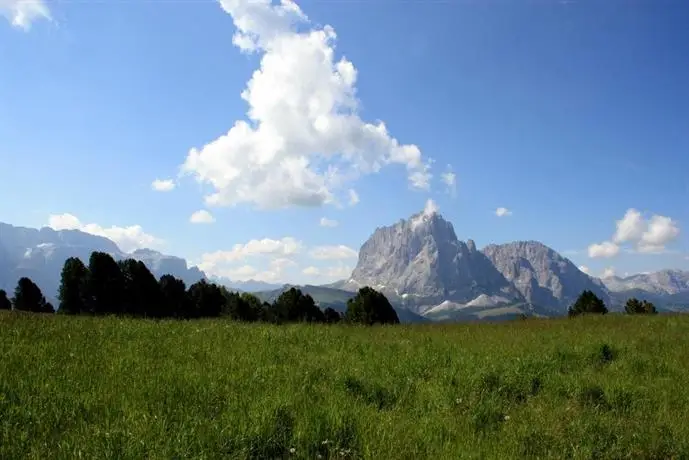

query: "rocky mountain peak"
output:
482 240 611 312
347 204 523 309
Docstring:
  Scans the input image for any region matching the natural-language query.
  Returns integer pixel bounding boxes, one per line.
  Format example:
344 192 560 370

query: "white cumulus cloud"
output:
309 244 358 260
47 213 163 253
199 237 302 270
190 210 215 224
588 241 620 258
214 258 297 283
578 265 590 274
179 0 432 209
151 179 176 192
612 209 645 244
638 215 680 253
1 0 50 29
495 207 512 217
589 208 680 258
319 217 338 227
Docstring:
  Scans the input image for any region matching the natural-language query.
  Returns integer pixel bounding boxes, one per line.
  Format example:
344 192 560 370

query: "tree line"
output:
0 251 400 325
568 290 658 317
0 254 661 321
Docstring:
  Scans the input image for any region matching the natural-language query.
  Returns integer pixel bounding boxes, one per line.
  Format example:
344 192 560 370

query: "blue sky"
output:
1 0 688 284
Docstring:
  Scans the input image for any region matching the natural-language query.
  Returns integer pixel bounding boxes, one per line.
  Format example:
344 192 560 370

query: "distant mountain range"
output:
208 276 283 293
2 213 688 322
603 270 689 312
0 223 207 303
328 207 689 321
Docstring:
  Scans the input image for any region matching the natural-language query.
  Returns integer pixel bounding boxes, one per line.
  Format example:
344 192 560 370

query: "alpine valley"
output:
2 207 688 322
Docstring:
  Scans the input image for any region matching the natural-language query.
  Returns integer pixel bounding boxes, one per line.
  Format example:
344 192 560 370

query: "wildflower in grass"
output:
289 447 296 454
504 415 510 421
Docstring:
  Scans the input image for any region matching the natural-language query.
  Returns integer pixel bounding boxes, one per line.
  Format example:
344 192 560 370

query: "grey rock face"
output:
482 241 611 312
348 210 523 306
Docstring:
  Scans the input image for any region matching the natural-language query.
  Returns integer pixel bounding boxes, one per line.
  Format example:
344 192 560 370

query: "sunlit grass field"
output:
2 311 689 459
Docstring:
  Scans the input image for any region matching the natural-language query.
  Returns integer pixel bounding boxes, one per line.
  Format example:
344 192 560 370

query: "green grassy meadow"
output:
2 312 689 459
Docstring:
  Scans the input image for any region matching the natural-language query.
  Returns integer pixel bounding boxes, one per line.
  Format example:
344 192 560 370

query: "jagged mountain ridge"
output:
602 270 689 311
343 207 525 313
603 270 689 295
482 240 611 312
342 208 628 317
0 222 206 301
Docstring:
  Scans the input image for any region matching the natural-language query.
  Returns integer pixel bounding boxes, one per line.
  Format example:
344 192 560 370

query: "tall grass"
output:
2 311 689 459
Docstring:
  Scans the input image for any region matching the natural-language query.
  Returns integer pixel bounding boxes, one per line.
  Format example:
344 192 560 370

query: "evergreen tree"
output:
0 289 12 310
43 302 56 314
568 290 608 317
86 252 125 315
272 288 325 323
58 257 90 315
12 277 49 313
187 280 225 318
324 307 342 323
344 287 399 325
242 292 268 321
120 259 163 317
219 287 259 321
159 275 189 318
625 297 658 315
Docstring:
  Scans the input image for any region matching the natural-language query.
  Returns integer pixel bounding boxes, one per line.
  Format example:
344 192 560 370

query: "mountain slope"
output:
482 241 612 313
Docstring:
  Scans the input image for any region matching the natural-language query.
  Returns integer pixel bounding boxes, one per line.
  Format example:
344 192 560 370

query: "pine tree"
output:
12 277 49 313
568 290 608 317
344 287 399 325
625 297 658 314
0 289 11 310
120 259 163 317
272 288 325 323
159 275 189 318
86 252 125 315
187 280 225 318
58 257 90 315
324 307 342 323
